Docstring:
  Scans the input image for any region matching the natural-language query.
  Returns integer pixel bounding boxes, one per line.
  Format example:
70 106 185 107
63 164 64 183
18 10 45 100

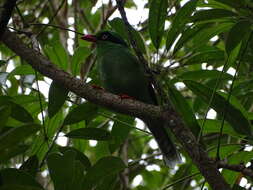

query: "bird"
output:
81 31 180 167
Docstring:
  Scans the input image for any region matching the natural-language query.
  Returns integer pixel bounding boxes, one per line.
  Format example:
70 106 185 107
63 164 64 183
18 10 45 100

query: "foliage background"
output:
0 0 253 189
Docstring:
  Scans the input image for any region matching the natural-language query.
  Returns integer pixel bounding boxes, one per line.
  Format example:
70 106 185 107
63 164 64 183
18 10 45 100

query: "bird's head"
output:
81 31 128 47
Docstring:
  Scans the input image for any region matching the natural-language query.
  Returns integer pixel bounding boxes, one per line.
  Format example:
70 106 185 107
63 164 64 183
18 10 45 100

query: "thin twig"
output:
128 152 162 166
98 111 152 135
30 23 83 35
79 9 95 32
39 124 65 168
218 161 253 179
216 32 252 160
162 172 201 190
36 0 66 37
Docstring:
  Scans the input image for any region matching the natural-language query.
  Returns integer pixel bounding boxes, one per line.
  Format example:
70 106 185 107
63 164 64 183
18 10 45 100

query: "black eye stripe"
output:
97 32 128 47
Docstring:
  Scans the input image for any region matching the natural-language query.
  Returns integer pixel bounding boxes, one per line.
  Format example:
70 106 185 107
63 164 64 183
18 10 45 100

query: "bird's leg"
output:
91 84 104 90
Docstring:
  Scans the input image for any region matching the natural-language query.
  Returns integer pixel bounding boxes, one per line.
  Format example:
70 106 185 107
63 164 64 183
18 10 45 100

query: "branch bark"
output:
0 29 231 190
0 0 17 38
218 161 253 179
114 1 230 189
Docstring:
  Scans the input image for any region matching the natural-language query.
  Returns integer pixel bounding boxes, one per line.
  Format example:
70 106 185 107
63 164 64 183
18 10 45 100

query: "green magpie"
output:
82 31 180 167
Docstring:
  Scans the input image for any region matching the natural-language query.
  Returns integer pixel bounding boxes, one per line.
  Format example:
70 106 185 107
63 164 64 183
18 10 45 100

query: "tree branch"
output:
1 29 231 190
115 1 231 189
218 160 253 179
0 0 17 38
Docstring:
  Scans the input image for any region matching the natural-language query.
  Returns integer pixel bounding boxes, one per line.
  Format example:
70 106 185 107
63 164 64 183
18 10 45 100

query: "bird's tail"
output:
145 119 181 168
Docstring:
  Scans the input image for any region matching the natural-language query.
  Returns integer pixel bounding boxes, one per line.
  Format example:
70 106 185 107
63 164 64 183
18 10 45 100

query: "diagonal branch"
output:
0 0 18 38
115 1 231 189
218 161 253 180
1 29 231 190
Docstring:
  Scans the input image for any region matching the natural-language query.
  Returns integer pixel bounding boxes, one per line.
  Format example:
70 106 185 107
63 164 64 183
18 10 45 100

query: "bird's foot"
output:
118 94 134 100
91 85 104 90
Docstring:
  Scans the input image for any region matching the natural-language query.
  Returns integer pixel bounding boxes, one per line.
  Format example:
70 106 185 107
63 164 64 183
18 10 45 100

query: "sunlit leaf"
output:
59 146 91 170
148 0 168 49
166 0 198 50
71 47 90 76
43 41 69 70
183 50 225 65
191 9 237 23
63 102 98 125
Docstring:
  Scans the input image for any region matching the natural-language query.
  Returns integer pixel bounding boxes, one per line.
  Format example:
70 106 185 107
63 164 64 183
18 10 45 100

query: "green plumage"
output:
96 40 154 104
82 31 180 167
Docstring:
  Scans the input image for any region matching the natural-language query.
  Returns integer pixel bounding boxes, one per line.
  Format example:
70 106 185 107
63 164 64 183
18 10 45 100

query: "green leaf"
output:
30 111 63 161
0 168 43 189
166 0 198 50
83 156 126 189
8 65 35 78
183 50 225 65
177 70 233 81
191 22 233 47
170 164 194 190
173 24 208 54
148 0 168 49
213 0 247 9
71 47 90 76
63 102 98 125
43 41 68 70
109 115 133 153
66 128 111 141
199 119 241 137
48 81 69 118
168 85 200 137
47 150 83 190
109 17 147 54
0 105 11 128
0 124 41 151
0 145 29 163
59 146 91 170
225 20 251 55
0 96 34 123
191 9 237 23
20 155 39 177
223 151 253 186
184 80 252 136
10 102 34 123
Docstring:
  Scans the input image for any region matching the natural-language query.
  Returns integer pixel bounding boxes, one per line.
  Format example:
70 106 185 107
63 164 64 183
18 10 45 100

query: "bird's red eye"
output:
102 34 108 40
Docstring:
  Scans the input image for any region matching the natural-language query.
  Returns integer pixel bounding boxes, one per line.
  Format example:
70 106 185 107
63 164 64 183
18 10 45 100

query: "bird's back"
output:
97 42 155 105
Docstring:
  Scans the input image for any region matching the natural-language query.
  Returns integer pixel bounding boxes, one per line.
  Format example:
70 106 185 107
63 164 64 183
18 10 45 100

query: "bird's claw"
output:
118 94 134 100
91 85 104 90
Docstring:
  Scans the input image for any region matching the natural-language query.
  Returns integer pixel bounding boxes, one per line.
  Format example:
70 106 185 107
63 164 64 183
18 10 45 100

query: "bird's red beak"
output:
81 34 97 42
